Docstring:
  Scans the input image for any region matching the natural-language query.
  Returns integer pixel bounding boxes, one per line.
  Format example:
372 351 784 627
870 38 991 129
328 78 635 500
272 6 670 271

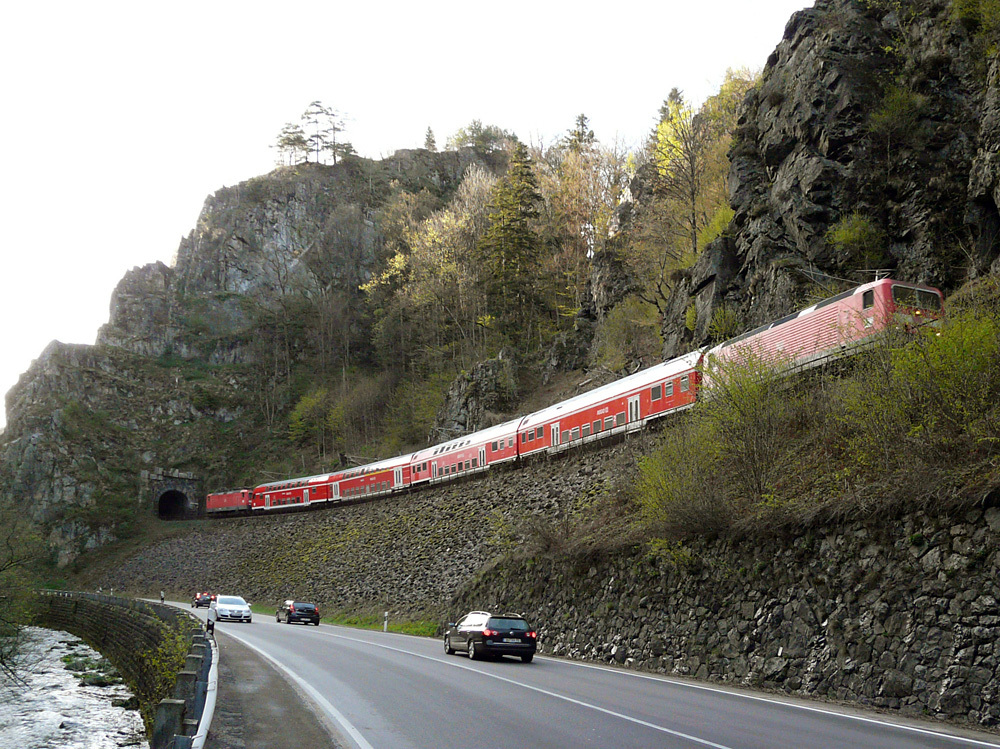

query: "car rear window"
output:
488 617 528 630
294 602 316 610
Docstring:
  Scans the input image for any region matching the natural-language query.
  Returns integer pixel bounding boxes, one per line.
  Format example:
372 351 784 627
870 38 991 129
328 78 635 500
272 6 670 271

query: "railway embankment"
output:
88 432 1000 730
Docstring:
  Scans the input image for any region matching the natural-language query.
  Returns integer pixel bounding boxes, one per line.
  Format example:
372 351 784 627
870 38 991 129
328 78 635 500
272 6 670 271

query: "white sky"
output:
0 0 810 430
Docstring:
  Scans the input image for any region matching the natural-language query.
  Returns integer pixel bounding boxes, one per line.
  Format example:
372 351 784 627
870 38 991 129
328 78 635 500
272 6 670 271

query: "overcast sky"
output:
0 0 810 430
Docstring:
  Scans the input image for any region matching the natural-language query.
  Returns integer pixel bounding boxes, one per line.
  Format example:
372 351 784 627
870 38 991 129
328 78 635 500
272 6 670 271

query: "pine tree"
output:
476 142 544 343
424 127 437 151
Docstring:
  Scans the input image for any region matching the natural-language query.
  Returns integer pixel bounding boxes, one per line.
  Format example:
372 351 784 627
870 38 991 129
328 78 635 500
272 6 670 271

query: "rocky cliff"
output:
614 0 1000 357
1 150 494 564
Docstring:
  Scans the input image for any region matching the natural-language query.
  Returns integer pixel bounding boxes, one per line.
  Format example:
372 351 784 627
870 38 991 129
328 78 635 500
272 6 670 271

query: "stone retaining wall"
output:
34 591 211 748
454 507 1000 729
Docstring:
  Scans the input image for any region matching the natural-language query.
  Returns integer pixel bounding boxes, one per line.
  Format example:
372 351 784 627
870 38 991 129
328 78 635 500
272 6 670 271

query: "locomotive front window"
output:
917 289 941 310
862 290 874 308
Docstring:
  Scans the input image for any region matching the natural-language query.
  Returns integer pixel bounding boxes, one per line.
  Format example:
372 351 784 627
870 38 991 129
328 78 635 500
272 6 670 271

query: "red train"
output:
206 278 944 516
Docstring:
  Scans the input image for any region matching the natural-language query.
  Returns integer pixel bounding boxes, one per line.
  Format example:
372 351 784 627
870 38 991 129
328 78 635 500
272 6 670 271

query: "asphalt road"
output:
179 604 1000 749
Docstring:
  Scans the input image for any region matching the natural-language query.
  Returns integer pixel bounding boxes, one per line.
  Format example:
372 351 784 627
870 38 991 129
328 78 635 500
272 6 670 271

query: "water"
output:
0 627 148 749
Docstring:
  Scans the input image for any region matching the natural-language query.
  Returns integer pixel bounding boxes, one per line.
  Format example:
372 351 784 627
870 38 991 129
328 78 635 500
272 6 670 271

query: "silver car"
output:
210 595 252 623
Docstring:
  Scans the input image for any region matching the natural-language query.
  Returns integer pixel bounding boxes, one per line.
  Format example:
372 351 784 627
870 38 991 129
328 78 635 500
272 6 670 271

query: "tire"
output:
521 654 534 663
314 620 320 626
276 613 281 622
468 640 477 660
445 636 455 655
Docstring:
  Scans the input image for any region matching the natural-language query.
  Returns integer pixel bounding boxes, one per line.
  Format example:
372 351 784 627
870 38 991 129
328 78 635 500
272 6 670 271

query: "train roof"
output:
518 350 703 430
410 417 523 462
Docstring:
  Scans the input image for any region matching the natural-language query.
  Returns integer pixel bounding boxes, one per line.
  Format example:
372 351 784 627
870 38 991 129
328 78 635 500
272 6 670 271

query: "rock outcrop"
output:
612 0 1000 358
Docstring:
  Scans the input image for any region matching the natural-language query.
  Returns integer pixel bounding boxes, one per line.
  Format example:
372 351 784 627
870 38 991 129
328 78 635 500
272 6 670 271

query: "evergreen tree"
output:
424 127 437 151
274 123 308 165
563 113 595 153
476 142 544 344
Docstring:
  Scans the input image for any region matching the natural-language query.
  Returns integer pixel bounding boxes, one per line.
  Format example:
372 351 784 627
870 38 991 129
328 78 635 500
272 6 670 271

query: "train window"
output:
561 430 570 443
651 384 662 401
604 416 614 430
508 438 514 448
863 290 874 308
422 462 428 471
571 427 580 441
615 412 626 426
582 424 591 437
892 285 916 307
680 375 690 392
666 382 674 397
527 431 535 442
491 441 498 452
535 427 543 440
593 420 601 433
472 458 478 468
465 460 471 470
521 433 527 443
918 289 941 310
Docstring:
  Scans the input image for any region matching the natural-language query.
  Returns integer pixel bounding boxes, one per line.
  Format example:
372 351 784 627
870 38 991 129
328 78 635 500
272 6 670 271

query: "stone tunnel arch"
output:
157 490 188 520
144 468 202 520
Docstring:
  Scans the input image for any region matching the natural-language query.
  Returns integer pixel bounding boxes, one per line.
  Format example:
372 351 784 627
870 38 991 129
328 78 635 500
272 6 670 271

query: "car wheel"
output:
314 620 320 626
468 640 477 660
445 636 454 655
276 613 280 622
521 654 534 663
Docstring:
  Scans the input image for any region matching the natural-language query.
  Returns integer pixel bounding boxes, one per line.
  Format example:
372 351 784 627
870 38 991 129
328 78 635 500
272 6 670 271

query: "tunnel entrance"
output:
157 490 189 520
145 468 201 520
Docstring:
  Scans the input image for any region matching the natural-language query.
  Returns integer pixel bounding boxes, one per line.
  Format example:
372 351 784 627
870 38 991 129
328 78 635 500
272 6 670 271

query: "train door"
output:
628 395 640 426
551 423 560 447
265 494 271 509
331 483 339 501
479 446 486 468
432 461 438 478
394 467 403 487
303 488 310 506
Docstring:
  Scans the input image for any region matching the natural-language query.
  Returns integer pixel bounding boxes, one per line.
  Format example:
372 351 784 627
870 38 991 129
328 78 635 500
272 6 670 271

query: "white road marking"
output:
215 626 375 749
319 629 735 749
553 656 1000 748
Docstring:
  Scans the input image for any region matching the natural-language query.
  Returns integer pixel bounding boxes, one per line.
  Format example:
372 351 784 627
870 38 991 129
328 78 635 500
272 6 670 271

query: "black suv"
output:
444 611 537 662
276 600 321 625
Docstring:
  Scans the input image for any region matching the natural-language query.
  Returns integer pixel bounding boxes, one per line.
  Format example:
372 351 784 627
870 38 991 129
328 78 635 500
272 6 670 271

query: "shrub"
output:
825 212 889 269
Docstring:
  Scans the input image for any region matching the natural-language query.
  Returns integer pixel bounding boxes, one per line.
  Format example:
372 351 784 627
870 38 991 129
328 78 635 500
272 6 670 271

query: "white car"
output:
209 595 252 623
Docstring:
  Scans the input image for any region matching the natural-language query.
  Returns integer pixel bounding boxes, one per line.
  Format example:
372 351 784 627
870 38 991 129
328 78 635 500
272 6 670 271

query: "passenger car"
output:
192 592 212 608
210 595 252 623
444 611 537 662
276 600 320 625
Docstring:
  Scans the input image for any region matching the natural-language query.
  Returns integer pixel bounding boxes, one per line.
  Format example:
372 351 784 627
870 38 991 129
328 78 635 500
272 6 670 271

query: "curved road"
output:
184 606 1000 749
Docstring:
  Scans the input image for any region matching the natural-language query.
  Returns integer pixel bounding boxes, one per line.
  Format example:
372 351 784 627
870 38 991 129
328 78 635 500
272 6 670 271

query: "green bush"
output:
825 212 888 269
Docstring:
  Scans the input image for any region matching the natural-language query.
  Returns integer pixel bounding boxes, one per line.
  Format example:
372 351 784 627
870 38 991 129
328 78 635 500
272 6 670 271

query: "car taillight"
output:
528 631 537 638
290 604 295 612
483 628 496 637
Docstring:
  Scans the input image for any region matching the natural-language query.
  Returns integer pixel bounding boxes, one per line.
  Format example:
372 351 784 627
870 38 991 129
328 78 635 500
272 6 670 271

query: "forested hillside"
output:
2 0 1000 580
